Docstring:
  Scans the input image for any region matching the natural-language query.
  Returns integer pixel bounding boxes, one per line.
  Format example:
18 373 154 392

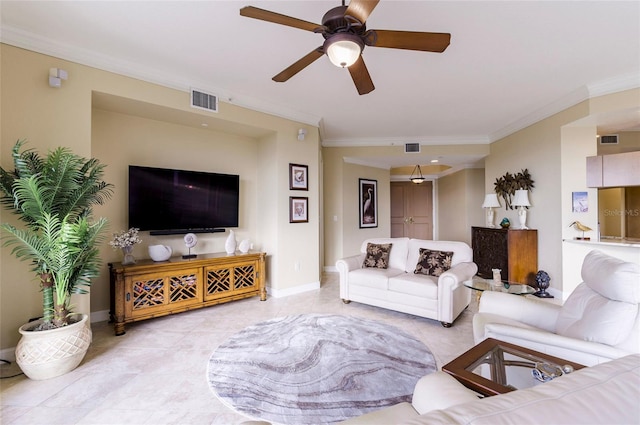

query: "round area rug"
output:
207 314 435 424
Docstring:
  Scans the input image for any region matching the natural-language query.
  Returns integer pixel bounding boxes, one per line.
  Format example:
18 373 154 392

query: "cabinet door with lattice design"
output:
125 268 203 318
204 261 258 301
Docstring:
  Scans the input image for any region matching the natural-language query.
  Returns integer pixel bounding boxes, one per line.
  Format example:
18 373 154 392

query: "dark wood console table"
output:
109 251 266 335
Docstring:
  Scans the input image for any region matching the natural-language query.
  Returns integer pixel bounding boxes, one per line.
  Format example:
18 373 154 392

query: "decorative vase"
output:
238 239 250 253
121 245 136 265
500 218 510 229
148 244 172 262
16 314 92 380
225 230 236 254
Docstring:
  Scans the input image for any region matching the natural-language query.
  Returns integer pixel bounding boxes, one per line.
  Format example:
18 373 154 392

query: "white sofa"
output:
473 250 640 366
335 238 478 327
338 353 640 424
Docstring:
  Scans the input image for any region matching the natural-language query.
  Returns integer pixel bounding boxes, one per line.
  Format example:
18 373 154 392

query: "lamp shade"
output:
513 189 531 207
482 194 500 208
324 34 363 68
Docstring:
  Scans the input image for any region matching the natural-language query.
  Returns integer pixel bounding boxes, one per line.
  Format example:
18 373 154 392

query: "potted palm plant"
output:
0 140 113 379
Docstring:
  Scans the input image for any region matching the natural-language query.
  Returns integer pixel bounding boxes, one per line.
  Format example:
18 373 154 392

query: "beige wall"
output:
485 101 589 295
598 131 640 155
322 144 489 266
1 44 320 349
560 91 640 298
437 168 485 244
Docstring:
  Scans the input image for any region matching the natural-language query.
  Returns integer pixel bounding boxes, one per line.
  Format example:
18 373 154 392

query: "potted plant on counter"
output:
0 140 113 379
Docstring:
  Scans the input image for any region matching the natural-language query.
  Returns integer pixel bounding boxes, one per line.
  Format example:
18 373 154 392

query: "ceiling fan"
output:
240 0 451 95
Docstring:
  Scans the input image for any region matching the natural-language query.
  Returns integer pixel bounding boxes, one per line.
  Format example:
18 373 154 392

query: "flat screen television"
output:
128 165 239 235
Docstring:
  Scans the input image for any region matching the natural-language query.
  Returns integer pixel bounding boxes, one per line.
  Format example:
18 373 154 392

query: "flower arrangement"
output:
109 227 142 249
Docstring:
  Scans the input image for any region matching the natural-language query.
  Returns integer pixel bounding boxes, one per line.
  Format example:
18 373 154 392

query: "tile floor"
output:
0 273 477 425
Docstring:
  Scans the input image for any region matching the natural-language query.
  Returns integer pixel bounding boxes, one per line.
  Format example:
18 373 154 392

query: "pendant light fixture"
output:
410 165 425 184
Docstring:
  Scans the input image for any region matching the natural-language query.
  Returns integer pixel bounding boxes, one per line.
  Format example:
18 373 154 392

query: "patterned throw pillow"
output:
362 243 393 269
414 249 454 277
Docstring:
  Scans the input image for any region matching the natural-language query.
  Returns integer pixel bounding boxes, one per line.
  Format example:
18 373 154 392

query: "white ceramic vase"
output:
225 230 236 254
238 239 250 253
16 314 92 380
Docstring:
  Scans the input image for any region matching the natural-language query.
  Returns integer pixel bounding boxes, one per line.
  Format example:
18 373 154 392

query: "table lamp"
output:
513 189 531 229
482 194 501 228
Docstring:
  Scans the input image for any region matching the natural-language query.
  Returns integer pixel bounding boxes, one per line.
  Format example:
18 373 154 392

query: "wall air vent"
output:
599 134 618 144
404 143 420 153
190 88 218 113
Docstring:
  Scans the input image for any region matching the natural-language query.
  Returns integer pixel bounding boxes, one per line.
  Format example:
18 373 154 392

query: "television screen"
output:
128 165 239 234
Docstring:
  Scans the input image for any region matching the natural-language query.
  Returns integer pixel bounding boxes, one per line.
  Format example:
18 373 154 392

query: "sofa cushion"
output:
389 274 438 299
348 267 404 290
555 283 637 346
362 242 393 269
360 238 409 271
414 248 453 277
405 240 472 274
581 250 640 304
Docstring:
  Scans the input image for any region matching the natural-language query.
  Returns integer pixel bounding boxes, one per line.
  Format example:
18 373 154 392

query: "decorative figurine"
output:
569 221 592 240
500 217 510 229
534 269 553 298
183 233 198 259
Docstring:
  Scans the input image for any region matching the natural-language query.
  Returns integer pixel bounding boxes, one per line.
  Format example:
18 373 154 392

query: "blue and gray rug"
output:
207 314 435 424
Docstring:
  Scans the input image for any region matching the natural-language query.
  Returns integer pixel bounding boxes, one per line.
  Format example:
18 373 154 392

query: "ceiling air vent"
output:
190 88 218 113
405 143 420 153
599 134 618 144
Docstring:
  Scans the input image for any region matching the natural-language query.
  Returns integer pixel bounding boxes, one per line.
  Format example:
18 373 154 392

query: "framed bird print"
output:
359 178 377 228
289 197 308 223
289 163 308 190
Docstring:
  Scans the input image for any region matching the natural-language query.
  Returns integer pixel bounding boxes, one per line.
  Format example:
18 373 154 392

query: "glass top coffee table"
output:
464 276 536 296
442 338 585 396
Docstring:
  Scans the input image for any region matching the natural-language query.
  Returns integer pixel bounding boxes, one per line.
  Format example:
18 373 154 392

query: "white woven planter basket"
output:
16 314 91 380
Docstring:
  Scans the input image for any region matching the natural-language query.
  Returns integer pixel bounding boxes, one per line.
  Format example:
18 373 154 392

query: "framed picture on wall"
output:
289 163 308 190
359 178 377 228
289 197 308 223
572 191 588 213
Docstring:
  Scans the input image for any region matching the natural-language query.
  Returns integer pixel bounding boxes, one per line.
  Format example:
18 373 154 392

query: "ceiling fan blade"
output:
369 29 451 52
345 0 380 24
348 56 375 95
240 6 321 32
273 47 325 82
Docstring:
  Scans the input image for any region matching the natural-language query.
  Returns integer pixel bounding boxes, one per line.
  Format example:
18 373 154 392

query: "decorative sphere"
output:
500 218 510 228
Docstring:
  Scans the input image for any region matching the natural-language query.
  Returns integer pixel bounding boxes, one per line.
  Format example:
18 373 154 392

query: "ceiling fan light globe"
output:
324 34 363 68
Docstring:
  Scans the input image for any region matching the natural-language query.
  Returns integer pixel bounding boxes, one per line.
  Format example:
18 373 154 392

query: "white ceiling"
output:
1 1 639 170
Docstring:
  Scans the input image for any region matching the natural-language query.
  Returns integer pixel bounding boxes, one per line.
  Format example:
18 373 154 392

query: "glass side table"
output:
442 338 585 396
464 276 536 302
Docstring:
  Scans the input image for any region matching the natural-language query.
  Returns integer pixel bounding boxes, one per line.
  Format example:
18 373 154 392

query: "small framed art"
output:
289 163 308 191
359 178 378 228
572 191 588 213
289 197 308 223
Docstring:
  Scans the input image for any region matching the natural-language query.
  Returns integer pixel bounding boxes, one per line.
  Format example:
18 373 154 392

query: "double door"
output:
391 181 433 239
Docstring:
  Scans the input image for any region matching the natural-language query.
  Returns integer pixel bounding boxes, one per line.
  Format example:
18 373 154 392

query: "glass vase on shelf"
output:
121 245 136 265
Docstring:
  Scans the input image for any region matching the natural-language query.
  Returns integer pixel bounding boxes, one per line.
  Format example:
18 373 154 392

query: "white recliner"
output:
473 250 640 366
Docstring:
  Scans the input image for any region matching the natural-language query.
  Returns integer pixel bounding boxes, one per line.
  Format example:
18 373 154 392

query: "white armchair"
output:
473 250 640 366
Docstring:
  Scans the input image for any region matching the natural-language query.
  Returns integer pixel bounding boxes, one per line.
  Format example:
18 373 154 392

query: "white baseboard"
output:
267 280 320 298
91 309 110 323
323 265 337 273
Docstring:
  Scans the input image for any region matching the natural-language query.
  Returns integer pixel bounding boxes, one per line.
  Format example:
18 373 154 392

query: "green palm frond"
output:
0 140 113 327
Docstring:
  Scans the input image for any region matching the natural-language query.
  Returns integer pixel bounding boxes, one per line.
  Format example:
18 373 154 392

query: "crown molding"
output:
0 25 322 128
322 135 489 148
490 73 640 142
588 73 640 98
